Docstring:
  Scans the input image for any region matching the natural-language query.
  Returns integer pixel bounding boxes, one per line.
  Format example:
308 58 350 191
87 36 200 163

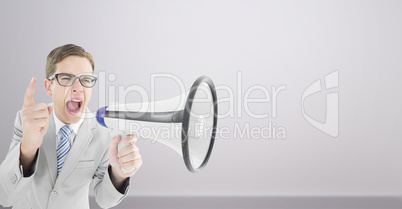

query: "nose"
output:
71 78 84 93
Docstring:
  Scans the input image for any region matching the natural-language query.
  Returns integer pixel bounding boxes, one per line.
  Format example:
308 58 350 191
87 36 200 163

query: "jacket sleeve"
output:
0 110 40 207
92 146 130 209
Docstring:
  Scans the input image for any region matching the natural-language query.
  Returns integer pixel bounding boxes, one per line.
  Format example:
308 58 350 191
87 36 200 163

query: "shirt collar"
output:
53 109 85 135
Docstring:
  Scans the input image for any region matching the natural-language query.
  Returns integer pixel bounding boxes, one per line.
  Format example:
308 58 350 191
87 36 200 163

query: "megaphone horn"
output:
96 76 218 174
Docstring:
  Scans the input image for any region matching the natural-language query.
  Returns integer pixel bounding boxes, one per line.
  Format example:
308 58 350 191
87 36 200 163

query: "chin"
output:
63 112 82 124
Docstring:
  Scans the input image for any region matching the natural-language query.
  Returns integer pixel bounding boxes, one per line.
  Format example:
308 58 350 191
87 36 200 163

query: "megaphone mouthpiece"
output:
96 106 108 128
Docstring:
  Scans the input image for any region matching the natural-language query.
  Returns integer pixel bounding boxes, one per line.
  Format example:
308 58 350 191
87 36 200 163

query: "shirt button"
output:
52 191 58 196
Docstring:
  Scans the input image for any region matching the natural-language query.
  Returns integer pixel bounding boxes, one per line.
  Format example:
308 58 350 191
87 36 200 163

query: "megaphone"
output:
96 76 218 174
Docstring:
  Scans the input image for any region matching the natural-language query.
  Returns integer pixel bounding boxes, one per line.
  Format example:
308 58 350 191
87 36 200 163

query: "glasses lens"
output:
79 75 97 87
58 74 75 86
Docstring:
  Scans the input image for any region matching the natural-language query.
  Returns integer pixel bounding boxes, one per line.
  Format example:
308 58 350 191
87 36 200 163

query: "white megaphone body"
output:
96 76 218 173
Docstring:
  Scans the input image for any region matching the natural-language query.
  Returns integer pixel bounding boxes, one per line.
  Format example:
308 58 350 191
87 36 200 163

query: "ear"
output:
44 79 52 96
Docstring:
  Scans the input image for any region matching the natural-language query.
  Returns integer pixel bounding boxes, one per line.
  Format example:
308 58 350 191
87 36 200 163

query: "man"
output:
0 44 142 208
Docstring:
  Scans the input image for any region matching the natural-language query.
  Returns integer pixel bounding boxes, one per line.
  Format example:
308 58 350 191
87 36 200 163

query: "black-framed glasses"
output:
48 73 97 88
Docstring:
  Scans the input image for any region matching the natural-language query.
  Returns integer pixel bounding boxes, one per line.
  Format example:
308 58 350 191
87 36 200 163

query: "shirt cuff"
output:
108 165 130 194
19 148 39 178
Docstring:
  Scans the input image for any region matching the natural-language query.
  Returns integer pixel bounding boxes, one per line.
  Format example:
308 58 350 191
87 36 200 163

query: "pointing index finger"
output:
23 77 36 107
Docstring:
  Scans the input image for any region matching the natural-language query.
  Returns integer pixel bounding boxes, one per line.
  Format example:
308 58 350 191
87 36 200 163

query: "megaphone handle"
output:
117 132 135 174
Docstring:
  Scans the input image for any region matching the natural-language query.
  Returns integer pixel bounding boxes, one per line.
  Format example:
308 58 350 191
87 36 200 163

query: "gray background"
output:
0 0 401 202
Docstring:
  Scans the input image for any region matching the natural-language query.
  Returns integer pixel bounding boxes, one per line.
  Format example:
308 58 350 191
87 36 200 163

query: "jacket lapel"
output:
54 112 95 189
42 113 57 186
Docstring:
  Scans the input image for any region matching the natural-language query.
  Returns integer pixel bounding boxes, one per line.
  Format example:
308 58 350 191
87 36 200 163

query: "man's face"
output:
45 56 93 124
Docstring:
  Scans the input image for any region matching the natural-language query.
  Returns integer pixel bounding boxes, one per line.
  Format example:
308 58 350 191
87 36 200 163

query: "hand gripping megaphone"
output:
96 76 218 173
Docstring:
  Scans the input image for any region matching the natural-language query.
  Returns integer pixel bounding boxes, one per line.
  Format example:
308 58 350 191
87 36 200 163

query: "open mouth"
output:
66 99 82 114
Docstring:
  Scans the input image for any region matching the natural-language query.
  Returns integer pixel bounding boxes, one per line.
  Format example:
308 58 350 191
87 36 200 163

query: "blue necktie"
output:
57 125 72 175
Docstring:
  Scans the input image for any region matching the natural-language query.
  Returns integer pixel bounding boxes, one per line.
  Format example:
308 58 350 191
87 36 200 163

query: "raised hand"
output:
21 77 53 156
